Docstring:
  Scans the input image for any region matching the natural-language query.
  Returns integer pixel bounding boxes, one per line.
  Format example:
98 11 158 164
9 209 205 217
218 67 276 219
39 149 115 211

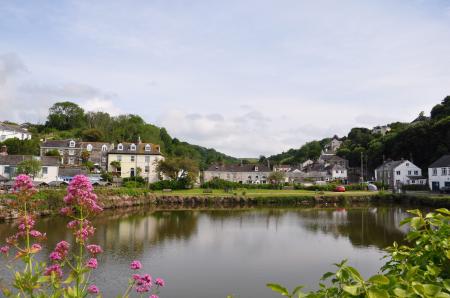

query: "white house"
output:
428 155 450 191
203 164 271 184
0 122 32 141
375 159 426 189
0 155 60 183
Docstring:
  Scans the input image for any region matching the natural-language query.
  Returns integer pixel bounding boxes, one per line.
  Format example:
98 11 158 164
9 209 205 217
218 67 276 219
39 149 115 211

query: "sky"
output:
0 0 449 157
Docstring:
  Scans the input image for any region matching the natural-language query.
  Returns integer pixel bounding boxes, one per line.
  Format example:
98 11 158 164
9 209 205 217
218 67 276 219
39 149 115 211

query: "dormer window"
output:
101 145 107 152
130 144 136 151
145 144 151 152
117 143 123 151
69 140 75 148
86 144 93 152
254 166 259 172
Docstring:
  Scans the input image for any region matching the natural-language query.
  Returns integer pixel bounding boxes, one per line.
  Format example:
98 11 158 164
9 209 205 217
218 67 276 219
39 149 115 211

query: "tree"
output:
430 96 450 120
268 171 285 185
81 128 104 142
80 150 90 163
45 149 61 157
17 159 42 179
156 157 199 184
46 101 86 130
110 161 121 173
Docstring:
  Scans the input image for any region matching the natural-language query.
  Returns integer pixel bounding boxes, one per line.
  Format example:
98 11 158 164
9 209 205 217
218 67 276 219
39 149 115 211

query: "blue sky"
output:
0 0 449 157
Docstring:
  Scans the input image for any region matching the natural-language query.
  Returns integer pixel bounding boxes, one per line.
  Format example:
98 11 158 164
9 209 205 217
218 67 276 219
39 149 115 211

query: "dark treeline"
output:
268 96 450 172
0 101 237 170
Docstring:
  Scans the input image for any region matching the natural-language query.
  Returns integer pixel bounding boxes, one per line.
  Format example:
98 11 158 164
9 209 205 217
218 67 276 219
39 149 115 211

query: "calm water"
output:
0 205 413 298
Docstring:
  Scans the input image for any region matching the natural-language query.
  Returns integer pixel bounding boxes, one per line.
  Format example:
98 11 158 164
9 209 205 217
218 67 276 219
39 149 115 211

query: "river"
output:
0 205 415 297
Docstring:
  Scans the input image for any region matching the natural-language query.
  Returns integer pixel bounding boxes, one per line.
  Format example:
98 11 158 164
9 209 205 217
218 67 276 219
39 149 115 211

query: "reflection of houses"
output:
204 164 271 184
0 155 60 183
107 142 163 182
0 122 32 141
428 155 450 191
375 159 426 189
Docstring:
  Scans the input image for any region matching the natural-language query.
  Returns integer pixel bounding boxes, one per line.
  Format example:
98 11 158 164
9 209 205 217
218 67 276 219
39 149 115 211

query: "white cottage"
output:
375 159 426 189
0 122 32 141
0 155 60 183
428 155 450 191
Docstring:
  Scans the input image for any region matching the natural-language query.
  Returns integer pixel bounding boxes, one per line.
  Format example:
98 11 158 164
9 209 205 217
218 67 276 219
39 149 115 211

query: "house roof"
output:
58 167 88 177
108 143 161 155
375 160 404 171
41 139 82 148
205 163 271 172
0 122 29 134
0 155 60 166
319 154 347 163
0 174 8 181
429 155 450 168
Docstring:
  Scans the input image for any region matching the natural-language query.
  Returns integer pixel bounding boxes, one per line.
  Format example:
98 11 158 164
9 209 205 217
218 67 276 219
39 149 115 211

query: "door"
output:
432 182 440 191
130 168 135 177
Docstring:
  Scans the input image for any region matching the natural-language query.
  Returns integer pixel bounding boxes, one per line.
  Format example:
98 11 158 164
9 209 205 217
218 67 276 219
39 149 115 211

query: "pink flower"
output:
31 243 42 253
13 174 36 195
0 245 9 254
88 285 99 294
132 274 141 281
149 295 159 298
60 207 72 216
136 286 150 293
63 175 103 214
49 251 62 261
29 230 43 238
86 244 103 255
155 278 165 287
44 264 63 278
86 258 98 269
130 260 142 270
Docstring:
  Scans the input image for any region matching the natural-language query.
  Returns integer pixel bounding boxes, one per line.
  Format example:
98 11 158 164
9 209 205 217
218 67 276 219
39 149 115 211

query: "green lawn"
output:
157 188 379 198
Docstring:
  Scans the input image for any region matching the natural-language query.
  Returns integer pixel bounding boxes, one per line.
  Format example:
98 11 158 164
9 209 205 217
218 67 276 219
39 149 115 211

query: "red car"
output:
334 186 346 192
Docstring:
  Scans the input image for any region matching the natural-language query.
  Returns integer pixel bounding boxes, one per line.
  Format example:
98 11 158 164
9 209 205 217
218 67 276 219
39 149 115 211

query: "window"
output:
117 143 123 151
130 144 136 151
442 168 447 176
433 168 437 176
396 171 401 175
406 163 409 166
145 166 149 173
117 155 122 161
102 145 107 152
59 150 63 155
145 144 151 151
42 167 48 175
86 144 93 152
254 166 259 172
68 157 75 165
69 140 75 148
145 156 150 162
408 171 411 175
131 155 135 162
4 166 11 174
68 150 75 156
102 157 106 162
414 170 418 175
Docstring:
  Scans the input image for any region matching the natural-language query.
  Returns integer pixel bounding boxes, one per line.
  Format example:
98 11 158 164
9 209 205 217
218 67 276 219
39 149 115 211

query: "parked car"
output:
334 186 346 192
440 186 450 194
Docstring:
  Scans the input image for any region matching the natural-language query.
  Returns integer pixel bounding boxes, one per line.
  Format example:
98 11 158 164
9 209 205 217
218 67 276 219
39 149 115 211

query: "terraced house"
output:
0 122 32 141
107 142 164 183
203 164 271 184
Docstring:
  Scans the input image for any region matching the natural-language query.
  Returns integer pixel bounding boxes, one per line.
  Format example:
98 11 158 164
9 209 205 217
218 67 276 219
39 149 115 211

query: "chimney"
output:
0 145 7 156
138 135 142 144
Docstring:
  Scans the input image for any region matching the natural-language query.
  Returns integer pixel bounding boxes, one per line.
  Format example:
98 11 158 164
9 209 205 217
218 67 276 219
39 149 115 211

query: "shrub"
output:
149 178 190 190
401 184 430 191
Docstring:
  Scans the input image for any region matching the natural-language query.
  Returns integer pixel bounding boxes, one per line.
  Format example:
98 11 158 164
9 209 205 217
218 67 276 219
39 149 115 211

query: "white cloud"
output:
81 98 122 116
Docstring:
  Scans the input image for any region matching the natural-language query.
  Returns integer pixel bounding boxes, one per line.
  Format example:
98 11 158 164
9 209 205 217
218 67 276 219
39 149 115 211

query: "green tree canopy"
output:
46 101 86 130
17 159 42 179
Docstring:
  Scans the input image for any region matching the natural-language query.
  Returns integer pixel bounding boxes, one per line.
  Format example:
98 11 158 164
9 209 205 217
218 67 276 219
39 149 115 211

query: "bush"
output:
401 184 429 191
122 176 146 188
149 179 190 190
294 183 369 191
201 178 280 190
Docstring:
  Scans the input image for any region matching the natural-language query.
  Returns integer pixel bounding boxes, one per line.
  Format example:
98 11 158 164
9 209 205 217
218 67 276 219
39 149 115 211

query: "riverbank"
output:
1 188 449 220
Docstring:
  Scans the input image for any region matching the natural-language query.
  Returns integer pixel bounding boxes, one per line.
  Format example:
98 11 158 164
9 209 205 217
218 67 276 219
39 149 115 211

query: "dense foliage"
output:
268 208 450 298
268 96 450 173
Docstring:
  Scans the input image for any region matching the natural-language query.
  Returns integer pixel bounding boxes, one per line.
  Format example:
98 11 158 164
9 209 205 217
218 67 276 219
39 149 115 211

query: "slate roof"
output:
206 164 271 172
59 167 88 177
0 122 29 134
429 155 450 168
375 160 404 171
0 155 60 166
41 140 81 148
407 176 426 180
108 143 161 155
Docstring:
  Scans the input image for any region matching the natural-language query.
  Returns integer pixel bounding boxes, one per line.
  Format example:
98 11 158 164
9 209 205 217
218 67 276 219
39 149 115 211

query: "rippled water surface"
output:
0 206 413 298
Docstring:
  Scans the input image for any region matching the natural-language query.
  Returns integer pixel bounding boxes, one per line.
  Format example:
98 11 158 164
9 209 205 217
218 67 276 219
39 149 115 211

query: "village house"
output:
0 155 60 183
428 155 450 191
372 125 391 135
203 164 271 184
375 159 426 189
107 142 163 183
322 135 342 155
0 122 32 141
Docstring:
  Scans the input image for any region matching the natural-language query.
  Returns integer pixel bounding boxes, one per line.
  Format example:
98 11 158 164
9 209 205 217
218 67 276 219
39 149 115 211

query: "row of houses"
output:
0 122 32 141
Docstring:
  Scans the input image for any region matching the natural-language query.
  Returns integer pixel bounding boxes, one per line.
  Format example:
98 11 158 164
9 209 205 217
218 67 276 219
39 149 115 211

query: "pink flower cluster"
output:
44 264 63 278
86 244 103 255
129 260 165 295
13 174 37 196
63 175 103 214
67 219 95 243
49 241 70 262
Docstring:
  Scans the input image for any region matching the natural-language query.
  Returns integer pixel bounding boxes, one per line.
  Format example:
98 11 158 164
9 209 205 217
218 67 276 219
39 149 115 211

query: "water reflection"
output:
0 205 415 298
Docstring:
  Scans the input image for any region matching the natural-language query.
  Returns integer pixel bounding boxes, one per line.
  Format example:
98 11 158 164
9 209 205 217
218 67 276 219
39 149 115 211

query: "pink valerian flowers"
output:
0 245 9 254
67 219 95 243
88 285 100 294
18 215 35 231
13 174 37 196
86 244 103 255
155 278 165 287
86 258 98 269
130 260 143 270
149 295 159 298
49 240 70 262
63 175 103 214
44 264 63 278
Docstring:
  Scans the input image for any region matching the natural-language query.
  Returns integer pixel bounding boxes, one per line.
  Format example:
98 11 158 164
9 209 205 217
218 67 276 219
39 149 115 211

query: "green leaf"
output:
321 272 335 280
367 288 389 298
423 284 441 296
368 275 390 285
292 286 304 296
393 288 409 297
410 217 425 229
435 208 450 216
267 283 290 296
346 266 364 283
343 285 361 296
443 280 450 292
446 250 450 259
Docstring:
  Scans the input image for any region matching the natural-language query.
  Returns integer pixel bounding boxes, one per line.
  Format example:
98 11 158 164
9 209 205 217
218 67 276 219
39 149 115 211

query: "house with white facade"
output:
203 164 271 184
107 142 164 183
375 159 426 189
428 155 450 191
323 136 342 154
0 122 32 141
372 125 391 136
0 155 60 183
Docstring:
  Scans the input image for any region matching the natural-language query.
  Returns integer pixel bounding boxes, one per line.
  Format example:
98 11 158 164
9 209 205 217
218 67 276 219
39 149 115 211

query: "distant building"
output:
0 155 60 183
372 125 391 135
375 159 426 189
107 142 163 182
58 167 89 182
319 154 348 168
273 165 293 172
0 122 32 141
323 135 342 154
204 164 271 184
428 155 450 191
